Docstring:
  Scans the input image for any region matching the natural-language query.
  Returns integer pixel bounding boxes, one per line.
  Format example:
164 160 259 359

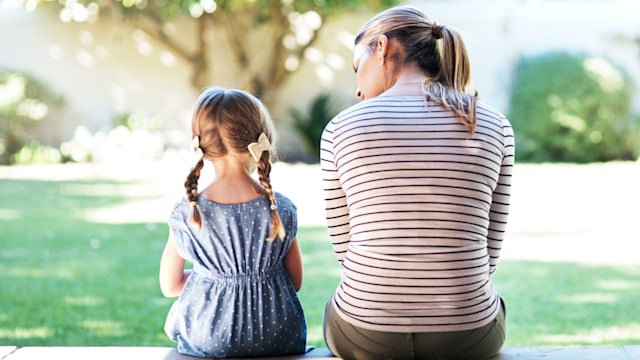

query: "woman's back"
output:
321 95 514 332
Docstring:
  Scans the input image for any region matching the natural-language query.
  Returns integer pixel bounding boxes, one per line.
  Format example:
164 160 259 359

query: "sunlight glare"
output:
284 55 299 72
76 49 95 68
81 320 125 337
47 44 64 60
160 51 176 67
305 324 324 346
303 11 322 30
6 267 74 279
326 53 344 71
583 57 625 93
556 293 617 304
132 30 152 56
79 31 93 46
0 74 25 106
304 47 323 63
337 29 354 49
535 324 640 344
65 296 105 306
0 327 52 339
189 3 204 18
315 64 334 86
201 0 217 14
596 279 638 291
0 209 20 220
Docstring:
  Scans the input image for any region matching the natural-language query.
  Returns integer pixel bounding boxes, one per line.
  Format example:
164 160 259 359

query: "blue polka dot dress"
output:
163 192 307 358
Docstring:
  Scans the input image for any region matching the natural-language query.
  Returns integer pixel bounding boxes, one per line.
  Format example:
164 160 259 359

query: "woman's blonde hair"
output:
355 5 477 134
185 87 285 241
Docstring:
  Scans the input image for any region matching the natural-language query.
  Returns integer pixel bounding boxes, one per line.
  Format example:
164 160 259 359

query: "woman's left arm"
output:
487 118 516 276
159 231 190 297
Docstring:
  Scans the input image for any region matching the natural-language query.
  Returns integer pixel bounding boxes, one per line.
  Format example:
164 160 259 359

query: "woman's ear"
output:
376 34 389 65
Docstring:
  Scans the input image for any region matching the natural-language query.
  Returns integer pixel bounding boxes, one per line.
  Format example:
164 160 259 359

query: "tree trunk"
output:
191 15 210 92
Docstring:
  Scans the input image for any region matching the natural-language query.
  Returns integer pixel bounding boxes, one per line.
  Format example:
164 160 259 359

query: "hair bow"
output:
192 136 204 167
248 133 271 163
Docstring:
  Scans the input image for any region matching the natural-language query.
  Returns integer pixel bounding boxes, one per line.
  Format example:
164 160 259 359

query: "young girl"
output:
159 87 307 358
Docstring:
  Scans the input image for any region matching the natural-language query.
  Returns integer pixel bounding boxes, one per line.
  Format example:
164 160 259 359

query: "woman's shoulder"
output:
334 96 429 120
476 100 508 120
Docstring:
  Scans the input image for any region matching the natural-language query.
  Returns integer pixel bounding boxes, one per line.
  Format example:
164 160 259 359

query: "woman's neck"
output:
382 68 430 97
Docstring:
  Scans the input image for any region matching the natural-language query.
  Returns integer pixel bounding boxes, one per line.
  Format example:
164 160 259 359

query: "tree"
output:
20 0 397 106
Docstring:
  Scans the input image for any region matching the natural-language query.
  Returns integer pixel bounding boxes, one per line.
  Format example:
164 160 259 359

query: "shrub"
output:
0 69 64 164
507 52 640 163
289 93 344 162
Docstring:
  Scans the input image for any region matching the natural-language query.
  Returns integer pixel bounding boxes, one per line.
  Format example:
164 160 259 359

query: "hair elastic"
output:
270 204 278 211
432 23 444 39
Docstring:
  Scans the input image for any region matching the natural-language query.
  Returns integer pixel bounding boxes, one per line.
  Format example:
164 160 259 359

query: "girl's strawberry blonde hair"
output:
185 87 285 241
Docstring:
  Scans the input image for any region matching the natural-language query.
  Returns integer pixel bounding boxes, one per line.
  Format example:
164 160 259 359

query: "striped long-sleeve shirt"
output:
320 95 515 333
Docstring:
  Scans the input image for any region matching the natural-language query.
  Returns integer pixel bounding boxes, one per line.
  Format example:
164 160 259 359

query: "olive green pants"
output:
323 298 506 360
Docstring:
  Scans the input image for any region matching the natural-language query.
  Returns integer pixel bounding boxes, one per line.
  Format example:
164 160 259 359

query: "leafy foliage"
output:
0 69 64 164
507 52 640 163
289 92 346 162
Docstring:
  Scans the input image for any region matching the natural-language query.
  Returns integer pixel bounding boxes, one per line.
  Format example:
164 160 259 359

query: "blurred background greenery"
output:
1 0 639 165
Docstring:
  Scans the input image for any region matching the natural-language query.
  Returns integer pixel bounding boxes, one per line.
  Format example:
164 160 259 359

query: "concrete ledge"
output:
491 346 640 359
2 346 640 359
3 346 336 360
0 346 16 360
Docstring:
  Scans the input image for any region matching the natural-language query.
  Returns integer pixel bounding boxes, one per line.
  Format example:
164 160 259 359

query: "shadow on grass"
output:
1 179 639 348
493 260 640 347
0 178 174 346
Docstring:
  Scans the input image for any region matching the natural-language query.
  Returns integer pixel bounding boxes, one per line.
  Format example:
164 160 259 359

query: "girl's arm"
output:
159 231 190 297
283 237 303 292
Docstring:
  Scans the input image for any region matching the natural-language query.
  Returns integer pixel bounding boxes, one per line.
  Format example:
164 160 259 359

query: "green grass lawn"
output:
1 176 639 348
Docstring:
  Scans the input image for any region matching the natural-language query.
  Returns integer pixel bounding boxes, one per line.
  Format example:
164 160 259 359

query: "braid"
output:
257 152 285 241
184 158 204 229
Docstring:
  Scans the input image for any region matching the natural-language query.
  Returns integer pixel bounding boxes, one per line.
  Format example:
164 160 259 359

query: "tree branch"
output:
132 9 196 64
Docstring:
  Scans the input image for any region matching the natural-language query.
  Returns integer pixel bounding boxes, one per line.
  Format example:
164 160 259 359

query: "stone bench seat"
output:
1 345 639 359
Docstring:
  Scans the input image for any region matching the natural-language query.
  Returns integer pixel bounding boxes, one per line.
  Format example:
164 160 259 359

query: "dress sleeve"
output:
281 194 298 251
320 120 351 263
487 116 515 276
167 200 197 261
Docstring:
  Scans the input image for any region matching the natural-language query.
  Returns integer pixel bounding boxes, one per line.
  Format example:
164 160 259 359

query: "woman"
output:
320 6 514 360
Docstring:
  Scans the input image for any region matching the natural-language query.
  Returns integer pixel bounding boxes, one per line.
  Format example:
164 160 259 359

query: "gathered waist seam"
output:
193 266 281 284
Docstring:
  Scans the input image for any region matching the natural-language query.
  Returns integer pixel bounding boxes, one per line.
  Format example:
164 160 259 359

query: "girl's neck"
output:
201 155 264 204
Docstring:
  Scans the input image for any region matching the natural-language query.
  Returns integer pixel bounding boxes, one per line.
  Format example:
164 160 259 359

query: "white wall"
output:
0 7 195 146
